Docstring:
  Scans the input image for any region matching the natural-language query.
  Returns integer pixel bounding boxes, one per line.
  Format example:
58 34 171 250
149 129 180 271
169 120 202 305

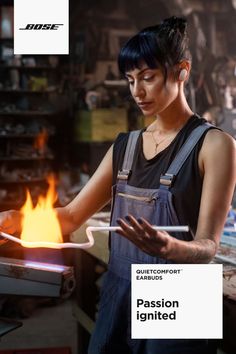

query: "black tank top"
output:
112 115 214 236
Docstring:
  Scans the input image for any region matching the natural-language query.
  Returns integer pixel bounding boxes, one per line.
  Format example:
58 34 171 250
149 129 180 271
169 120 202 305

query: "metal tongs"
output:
0 225 189 249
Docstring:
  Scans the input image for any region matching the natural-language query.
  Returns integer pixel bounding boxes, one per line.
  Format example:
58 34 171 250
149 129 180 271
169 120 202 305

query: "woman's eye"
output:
128 81 134 85
143 75 154 81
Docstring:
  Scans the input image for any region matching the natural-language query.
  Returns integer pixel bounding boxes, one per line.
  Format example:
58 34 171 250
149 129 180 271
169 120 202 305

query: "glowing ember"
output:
34 128 48 155
20 175 63 247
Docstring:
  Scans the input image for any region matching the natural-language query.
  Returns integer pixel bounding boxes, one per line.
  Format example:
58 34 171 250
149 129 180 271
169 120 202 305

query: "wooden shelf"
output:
0 10 66 216
0 111 57 116
0 133 54 138
0 65 58 70
0 156 54 161
0 89 58 94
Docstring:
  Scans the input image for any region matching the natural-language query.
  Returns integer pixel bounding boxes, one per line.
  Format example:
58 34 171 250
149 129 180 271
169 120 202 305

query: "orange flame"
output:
20 175 63 247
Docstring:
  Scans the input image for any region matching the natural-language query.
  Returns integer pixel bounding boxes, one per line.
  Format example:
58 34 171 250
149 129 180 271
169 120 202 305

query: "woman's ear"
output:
177 60 191 82
179 68 188 81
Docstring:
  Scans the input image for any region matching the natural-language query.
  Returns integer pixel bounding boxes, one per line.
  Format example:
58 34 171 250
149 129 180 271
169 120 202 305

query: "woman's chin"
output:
142 109 157 117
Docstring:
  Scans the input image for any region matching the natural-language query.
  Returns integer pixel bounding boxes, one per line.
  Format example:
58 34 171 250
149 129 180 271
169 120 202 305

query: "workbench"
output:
71 214 236 354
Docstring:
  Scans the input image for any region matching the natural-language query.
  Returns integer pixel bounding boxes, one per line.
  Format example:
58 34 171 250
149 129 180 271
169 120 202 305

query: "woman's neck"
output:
153 97 194 133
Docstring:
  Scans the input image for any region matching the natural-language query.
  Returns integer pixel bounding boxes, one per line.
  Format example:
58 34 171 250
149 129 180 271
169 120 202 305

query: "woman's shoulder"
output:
203 128 235 150
199 128 236 169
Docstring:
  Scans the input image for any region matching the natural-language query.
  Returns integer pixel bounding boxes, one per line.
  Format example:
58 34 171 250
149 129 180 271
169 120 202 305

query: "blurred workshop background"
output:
0 1 236 354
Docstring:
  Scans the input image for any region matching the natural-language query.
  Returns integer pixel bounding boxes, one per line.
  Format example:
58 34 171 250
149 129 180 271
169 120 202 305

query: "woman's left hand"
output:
116 214 172 258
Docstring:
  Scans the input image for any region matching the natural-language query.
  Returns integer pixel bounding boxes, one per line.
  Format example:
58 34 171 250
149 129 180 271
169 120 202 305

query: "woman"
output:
0 16 235 354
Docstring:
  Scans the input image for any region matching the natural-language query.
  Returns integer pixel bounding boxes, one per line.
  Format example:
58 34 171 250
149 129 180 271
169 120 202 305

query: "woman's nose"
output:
132 82 145 99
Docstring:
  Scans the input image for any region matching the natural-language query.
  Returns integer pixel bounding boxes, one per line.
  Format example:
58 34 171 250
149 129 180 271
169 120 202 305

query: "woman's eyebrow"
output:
125 68 153 78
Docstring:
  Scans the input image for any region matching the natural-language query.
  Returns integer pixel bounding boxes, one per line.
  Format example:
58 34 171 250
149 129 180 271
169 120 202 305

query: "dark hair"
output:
118 16 190 81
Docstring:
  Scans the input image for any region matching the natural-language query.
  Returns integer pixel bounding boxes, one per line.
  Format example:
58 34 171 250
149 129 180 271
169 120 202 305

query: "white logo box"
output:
14 0 69 55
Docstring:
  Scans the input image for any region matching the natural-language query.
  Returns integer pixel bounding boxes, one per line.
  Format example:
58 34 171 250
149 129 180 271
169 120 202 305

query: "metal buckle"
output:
159 173 175 187
117 169 131 180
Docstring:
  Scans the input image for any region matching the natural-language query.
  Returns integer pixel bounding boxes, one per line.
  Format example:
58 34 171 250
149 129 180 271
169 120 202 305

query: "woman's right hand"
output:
0 210 22 236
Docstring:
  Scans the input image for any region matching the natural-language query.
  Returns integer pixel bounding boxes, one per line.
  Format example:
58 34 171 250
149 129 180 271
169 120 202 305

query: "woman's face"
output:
125 63 179 116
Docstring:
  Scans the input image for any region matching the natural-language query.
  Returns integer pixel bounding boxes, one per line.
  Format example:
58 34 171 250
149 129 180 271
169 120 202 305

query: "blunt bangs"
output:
118 31 162 76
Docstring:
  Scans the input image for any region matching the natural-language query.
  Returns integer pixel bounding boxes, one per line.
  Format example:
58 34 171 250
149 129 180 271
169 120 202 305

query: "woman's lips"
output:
138 102 153 109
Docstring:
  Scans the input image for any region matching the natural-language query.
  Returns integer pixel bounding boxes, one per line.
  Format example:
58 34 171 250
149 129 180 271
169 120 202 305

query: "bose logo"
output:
19 24 64 30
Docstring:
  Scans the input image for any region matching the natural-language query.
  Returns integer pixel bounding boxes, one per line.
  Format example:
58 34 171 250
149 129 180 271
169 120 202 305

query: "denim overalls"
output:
88 123 213 354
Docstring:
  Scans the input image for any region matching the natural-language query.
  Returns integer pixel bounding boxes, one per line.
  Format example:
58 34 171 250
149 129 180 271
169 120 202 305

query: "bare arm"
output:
117 130 236 263
174 129 236 263
56 145 113 235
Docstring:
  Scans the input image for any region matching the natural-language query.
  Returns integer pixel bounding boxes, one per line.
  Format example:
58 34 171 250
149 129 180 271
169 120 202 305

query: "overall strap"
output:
117 130 141 182
160 123 213 188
